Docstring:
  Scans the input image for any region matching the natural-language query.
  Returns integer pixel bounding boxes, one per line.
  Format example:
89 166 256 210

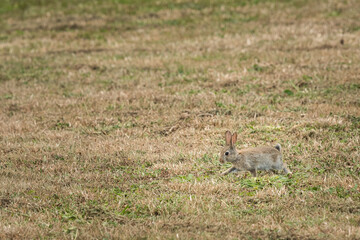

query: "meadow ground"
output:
0 0 359 239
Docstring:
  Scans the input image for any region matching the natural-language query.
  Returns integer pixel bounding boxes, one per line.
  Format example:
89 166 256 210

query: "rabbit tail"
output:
274 143 281 152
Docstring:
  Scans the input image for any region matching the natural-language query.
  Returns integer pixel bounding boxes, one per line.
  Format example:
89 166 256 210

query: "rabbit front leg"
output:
282 167 292 175
282 163 292 175
221 167 237 175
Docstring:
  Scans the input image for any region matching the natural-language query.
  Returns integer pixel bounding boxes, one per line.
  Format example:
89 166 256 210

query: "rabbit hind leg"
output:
250 168 257 177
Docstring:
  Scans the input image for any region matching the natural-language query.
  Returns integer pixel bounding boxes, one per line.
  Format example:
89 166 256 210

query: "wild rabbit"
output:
219 131 291 177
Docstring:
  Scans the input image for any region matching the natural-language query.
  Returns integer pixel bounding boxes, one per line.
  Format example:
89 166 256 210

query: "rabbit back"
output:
237 146 284 171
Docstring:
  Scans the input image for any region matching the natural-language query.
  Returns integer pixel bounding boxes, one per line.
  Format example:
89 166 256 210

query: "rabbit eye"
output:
225 151 229 156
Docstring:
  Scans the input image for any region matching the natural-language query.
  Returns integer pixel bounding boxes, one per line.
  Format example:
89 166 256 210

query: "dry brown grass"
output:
0 0 360 239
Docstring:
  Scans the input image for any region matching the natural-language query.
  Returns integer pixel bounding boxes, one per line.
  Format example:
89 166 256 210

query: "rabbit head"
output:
219 131 239 164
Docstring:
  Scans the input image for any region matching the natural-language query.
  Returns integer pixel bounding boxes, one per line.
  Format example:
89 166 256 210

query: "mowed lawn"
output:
0 0 359 239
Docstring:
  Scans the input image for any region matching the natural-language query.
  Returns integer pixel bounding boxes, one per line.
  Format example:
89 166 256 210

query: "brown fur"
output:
238 146 279 155
220 131 291 176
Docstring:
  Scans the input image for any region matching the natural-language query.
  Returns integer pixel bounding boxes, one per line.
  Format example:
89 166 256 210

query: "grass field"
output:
0 0 359 239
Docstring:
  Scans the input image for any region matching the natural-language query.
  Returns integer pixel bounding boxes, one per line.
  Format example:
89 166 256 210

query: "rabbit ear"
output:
225 131 232 146
231 132 238 145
